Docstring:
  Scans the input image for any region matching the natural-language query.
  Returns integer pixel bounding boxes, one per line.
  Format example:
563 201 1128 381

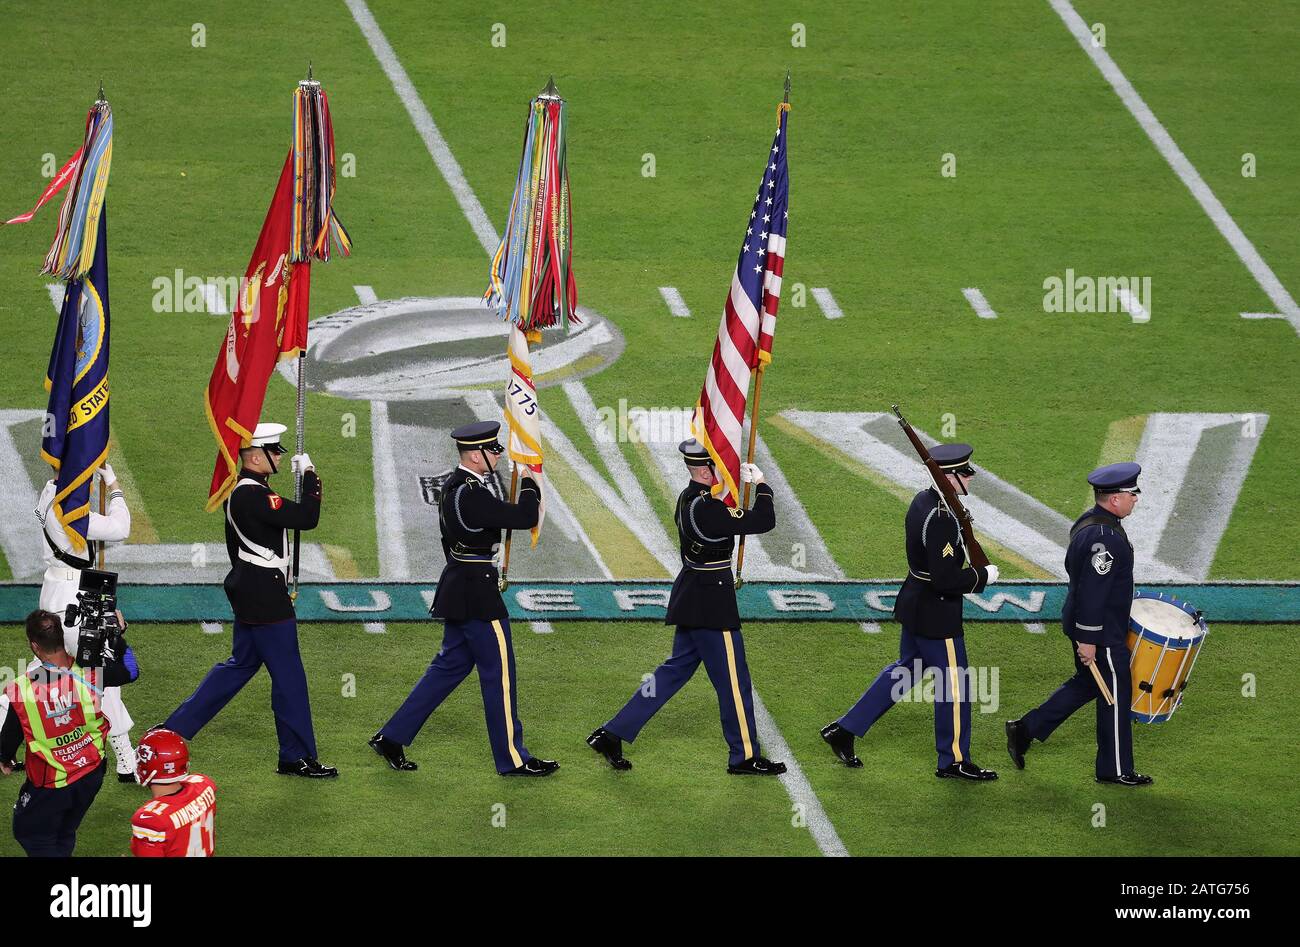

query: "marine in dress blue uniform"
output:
821 444 999 780
163 422 337 778
1005 462 1153 786
369 421 559 777
587 440 786 775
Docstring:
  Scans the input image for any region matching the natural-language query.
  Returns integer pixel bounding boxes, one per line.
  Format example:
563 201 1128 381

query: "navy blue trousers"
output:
165 618 317 762
380 618 531 774
12 762 105 857
1022 642 1134 779
839 629 972 769
606 627 760 768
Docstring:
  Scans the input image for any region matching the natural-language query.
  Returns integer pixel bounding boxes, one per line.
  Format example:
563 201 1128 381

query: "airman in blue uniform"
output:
1006 462 1153 786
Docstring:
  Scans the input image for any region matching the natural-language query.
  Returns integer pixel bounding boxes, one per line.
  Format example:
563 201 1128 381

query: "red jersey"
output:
130 774 217 857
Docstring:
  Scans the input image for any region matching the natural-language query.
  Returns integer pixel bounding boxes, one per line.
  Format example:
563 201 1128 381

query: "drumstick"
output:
1087 660 1116 706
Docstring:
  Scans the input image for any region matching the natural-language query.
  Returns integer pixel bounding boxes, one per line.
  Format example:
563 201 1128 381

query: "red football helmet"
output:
136 729 190 786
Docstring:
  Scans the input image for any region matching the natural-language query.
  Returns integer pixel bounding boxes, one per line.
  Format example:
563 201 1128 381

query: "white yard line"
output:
658 286 691 318
200 282 227 315
751 689 849 857
1114 287 1149 323
811 287 843 319
347 0 845 853
354 285 379 305
860 622 882 634
200 622 223 635
1049 0 1300 336
345 0 499 257
962 287 997 319
363 622 387 634
369 399 410 579
46 283 65 311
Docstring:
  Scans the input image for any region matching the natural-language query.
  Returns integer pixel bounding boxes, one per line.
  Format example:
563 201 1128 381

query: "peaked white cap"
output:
249 422 288 449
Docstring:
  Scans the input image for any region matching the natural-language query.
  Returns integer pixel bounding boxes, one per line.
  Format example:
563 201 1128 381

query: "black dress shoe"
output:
819 722 863 768
586 728 632 770
368 733 417 771
117 771 138 784
728 756 787 776
1097 772 1153 787
504 758 560 777
277 757 339 778
1005 718 1030 770
937 760 998 781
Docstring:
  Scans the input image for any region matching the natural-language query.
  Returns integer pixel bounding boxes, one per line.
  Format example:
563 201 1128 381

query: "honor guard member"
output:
1006 462 1152 786
162 422 337 778
0 610 128 856
821 443 999 780
34 461 138 782
369 421 559 777
587 439 786 775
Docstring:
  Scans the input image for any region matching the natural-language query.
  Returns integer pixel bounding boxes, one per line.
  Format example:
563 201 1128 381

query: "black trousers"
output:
12 761 106 857
1022 644 1135 779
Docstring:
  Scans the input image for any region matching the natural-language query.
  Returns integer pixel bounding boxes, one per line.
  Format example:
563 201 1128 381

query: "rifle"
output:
891 404 990 570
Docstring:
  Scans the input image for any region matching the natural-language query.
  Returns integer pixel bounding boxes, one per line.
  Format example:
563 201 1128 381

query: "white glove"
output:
291 453 315 476
739 463 765 485
99 464 117 485
984 564 1000 585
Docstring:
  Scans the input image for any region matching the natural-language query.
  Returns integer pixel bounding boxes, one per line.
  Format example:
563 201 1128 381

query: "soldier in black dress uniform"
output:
164 421 337 778
587 440 786 775
369 421 559 776
821 443 999 780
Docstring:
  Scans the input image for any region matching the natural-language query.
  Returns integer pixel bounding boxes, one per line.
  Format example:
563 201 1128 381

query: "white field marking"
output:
561 381 678 573
200 282 227 315
530 622 554 634
962 287 997 319
347 4 847 853
200 622 223 635
0 409 48 579
1241 312 1285 320
364 622 387 634
1114 287 1149 323
1050 0 1300 336
370 400 410 579
354 285 379 305
751 688 849 857
860 622 882 634
46 283 65 311
1130 413 1268 579
1024 623 1046 635
345 0 499 256
811 287 844 319
658 286 691 318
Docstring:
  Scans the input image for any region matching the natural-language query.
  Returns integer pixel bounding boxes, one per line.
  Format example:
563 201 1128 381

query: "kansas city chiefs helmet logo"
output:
1091 543 1114 575
137 744 155 764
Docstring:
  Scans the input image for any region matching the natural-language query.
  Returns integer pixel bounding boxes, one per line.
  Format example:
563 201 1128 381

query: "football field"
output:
1 0 1297 857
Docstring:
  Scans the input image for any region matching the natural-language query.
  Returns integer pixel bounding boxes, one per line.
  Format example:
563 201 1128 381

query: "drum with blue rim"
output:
1127 591 1208 723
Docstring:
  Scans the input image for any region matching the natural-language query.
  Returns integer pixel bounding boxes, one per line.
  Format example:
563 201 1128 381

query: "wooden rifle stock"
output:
890 404 990 571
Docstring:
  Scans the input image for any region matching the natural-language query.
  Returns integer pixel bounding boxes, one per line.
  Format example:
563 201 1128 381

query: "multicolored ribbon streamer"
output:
41 102 113 280
290 84 351 263
484 92 578 330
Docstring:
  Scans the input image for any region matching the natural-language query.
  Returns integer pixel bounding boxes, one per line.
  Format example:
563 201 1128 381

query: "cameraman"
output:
1 609 133 856
35 461 137 781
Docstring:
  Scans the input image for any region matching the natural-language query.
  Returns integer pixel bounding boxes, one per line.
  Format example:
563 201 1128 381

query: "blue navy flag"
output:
41 209 111 553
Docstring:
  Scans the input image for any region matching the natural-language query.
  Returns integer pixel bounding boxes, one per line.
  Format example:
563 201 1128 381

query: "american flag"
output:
692 104 789 507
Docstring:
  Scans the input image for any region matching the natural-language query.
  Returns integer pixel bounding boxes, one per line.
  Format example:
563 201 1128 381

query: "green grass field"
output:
1 0 1298 856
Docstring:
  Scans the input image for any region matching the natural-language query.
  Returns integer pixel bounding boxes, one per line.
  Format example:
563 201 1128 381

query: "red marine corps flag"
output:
692 81 790 510
204 71 349 513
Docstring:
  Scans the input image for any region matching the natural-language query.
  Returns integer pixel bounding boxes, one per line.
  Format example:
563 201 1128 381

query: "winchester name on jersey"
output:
130 774 217 857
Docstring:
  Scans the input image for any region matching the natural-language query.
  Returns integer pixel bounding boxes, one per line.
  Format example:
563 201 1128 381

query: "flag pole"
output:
733 364 766 589
97 477 106 570
290 63 318 602
498 465 520 592
734 71 789 591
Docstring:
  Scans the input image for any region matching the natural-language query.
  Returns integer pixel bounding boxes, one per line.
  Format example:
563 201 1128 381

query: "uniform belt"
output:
237 548 291 571
684 558 732 572
449 551 495 563
908 569 931 582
